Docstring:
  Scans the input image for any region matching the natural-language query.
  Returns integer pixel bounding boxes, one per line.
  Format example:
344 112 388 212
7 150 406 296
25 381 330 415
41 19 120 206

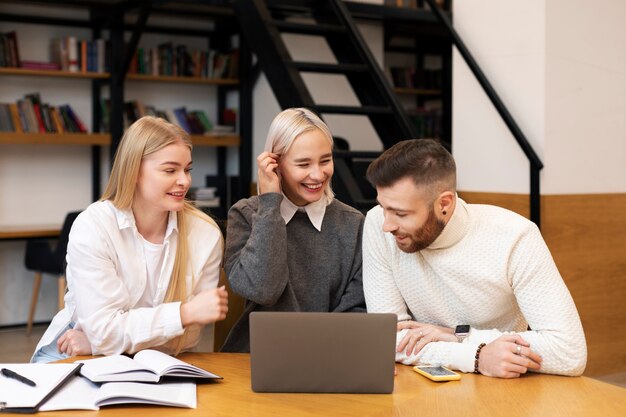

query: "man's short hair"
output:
366 139 457 196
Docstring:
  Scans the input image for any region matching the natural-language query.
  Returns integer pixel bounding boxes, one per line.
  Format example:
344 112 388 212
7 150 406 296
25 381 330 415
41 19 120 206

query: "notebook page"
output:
134 349 220 378
78 355 158 382
95 381 197 408
39 376 100 411
0 363 79 409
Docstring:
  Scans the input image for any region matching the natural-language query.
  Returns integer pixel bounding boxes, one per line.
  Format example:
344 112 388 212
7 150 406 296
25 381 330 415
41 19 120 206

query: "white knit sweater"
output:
363 198 587 376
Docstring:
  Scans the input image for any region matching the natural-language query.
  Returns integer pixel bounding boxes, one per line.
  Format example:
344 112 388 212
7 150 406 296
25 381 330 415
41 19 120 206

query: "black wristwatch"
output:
454 325 470 342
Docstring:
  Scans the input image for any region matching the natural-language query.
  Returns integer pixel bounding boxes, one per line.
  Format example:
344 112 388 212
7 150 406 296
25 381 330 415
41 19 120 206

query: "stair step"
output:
273 20 346 35
313 105 393 115
291 62 369 74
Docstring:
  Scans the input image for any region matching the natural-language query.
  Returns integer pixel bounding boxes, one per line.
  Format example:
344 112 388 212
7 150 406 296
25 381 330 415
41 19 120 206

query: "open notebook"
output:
0 363 82 413
39 376 196 411
78 349 221 383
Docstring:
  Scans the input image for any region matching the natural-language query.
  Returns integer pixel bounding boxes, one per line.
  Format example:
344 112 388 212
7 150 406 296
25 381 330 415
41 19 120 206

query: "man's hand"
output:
57 329 92 357
478 334 542 378
256 151 281 194
396 321 457 356
180 286 228 326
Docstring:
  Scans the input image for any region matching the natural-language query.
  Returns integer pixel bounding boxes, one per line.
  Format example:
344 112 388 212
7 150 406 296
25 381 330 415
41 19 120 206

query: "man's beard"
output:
394 208 446 253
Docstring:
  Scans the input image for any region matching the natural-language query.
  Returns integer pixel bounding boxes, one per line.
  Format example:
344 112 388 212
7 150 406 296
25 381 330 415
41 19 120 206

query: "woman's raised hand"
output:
257 152 281 194
180 286 229 326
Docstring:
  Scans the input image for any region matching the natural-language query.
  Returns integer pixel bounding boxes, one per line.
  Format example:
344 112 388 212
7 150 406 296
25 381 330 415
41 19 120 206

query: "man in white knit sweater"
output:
363 139 586 378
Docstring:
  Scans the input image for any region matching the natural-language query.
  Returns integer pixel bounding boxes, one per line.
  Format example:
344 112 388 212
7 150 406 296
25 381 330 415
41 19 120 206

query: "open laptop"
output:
249 312 397 393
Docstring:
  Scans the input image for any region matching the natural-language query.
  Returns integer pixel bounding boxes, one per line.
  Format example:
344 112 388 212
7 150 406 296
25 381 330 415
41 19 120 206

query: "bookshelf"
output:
0 0 252 220
0 67 109 79
381 5 452 147
0 132 109 145
126 73 238 85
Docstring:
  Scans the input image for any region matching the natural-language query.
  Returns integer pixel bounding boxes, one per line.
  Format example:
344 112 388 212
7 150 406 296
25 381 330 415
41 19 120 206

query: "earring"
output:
442 210 447 215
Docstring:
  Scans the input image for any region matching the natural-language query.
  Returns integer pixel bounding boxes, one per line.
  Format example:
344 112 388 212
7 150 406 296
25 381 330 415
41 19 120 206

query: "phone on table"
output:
413 365 461 382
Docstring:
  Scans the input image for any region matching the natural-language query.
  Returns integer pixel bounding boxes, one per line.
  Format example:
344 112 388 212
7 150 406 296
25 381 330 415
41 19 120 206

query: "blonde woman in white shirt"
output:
32 116 228 362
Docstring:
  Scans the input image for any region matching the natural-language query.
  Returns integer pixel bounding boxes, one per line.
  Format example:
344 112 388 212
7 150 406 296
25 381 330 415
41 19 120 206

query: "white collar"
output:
279 194 331 232
110 200 178 240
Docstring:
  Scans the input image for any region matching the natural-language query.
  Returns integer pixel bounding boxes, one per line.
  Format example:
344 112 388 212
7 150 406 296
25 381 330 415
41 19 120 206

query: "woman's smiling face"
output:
278 128 334 206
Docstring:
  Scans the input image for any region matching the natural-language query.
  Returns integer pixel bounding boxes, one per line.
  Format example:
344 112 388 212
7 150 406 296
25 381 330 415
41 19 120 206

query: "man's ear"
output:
437 191 455 216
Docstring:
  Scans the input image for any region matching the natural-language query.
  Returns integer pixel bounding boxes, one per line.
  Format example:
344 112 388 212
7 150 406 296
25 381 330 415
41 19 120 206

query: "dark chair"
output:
24 211 81 334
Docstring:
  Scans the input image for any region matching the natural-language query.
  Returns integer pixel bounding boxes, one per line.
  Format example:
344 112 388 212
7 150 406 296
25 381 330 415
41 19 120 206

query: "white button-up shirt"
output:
34 200 223 356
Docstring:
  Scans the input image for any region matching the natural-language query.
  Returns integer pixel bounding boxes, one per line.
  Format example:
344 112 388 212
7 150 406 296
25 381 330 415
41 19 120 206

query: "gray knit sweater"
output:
220 193 366 352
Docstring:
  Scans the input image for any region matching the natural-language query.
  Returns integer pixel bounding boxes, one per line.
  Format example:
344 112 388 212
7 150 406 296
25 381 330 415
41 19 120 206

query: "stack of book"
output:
188 187 220 208
0 349 221 412
0 93 87 134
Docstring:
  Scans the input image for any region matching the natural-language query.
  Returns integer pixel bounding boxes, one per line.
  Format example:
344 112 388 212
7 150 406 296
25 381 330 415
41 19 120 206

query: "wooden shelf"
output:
0 67 110 79
0 132 110 145
393 87 442 96
126 73 239 85
191 133 240 147
0 224 61 240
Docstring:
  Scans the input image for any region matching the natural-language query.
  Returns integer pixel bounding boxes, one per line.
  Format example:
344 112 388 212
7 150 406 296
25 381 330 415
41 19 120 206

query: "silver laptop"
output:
250 312 397 393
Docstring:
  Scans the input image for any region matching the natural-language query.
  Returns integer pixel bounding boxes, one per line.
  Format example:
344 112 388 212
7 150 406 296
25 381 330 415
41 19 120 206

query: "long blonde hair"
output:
102 116 222 353
263 108 335 200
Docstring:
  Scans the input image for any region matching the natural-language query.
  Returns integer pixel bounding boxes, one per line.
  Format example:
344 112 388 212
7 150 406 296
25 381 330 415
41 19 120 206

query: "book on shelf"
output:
50 36 108 73
39 377 197 411
408 106 442 139
127 42 238 80
388 66 443 90
0 30 21 68
5 93 88 134
77 349 222 383
0 363 82 413
105 99 217 135
0 104 15 132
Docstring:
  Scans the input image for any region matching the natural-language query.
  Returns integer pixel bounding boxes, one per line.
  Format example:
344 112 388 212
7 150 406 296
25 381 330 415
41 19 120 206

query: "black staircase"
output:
235 0 418 211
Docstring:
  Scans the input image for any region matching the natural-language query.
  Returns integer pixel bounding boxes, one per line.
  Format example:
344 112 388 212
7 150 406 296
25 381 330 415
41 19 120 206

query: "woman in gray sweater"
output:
221 108 366 352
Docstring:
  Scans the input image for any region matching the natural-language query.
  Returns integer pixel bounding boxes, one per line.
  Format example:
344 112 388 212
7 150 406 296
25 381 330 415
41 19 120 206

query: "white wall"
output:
452 0 545 194
544 0 626 194
452 0 626 195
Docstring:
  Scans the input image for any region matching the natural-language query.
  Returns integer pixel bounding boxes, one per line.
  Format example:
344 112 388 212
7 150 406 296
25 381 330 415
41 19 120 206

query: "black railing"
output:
423 0 543 228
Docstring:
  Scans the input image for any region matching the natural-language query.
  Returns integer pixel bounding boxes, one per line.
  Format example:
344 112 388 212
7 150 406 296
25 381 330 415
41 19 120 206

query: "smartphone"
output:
413 365 461 382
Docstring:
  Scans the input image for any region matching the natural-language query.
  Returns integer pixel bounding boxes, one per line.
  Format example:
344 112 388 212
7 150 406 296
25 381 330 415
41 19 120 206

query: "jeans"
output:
31 322 74 363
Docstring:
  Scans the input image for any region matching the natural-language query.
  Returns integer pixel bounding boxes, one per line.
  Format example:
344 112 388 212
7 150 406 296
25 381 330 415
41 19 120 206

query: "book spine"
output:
64 105 87 133
50 107 65 134
6 31 20 67
67 36 79 72
9 103 24 133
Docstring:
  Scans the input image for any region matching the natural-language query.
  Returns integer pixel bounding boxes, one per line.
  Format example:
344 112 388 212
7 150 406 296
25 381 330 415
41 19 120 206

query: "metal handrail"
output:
423 0 543 227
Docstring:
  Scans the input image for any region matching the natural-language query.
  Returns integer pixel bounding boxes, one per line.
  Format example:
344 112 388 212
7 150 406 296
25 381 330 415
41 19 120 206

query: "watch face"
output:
455 325 470 334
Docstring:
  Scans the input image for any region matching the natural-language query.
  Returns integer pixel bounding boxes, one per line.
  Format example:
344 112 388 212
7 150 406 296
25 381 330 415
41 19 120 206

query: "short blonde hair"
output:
101 116 223 355
264 108 335 200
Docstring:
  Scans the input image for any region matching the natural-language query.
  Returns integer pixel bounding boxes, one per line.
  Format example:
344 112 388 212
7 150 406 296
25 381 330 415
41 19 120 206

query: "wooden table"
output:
0 224 60 240
50 353 625 417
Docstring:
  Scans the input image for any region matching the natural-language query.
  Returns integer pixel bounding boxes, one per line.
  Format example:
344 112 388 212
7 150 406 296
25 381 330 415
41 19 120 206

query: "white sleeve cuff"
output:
164 301 185 336
447 342 480 373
